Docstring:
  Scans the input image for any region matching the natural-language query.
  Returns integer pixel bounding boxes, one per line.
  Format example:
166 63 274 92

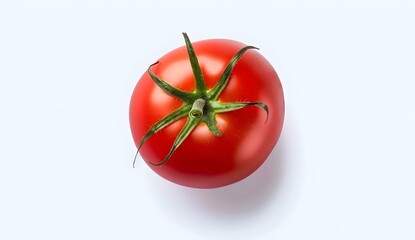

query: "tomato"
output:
130 33 284 188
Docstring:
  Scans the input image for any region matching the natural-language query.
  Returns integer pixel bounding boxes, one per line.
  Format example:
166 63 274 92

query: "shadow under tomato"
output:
145 127 301 240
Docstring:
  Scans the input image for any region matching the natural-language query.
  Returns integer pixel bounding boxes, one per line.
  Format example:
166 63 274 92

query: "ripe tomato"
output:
130 33 284 188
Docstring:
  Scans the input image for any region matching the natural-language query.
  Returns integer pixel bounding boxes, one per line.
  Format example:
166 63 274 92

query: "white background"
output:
0 0 414 239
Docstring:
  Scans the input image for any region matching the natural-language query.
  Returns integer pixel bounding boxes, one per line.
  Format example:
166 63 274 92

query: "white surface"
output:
0 0 414 239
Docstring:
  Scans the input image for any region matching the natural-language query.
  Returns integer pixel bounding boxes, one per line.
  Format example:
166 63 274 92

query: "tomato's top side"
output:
130 39 284 188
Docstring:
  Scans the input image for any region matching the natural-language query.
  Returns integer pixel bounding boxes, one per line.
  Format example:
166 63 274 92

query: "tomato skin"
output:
130 38 284 188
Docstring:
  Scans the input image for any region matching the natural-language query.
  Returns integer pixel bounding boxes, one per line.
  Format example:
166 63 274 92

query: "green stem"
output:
149 116 201 166
208 46 258 100
189 98 206 119
182 32 207 95
148 62 194 103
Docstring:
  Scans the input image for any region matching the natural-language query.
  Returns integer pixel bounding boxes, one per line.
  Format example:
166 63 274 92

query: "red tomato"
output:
130 33 284 188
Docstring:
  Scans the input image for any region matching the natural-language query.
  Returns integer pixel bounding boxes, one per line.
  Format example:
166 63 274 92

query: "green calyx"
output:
133 33 269 167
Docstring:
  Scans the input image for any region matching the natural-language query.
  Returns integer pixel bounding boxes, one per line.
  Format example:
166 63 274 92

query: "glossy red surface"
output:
130 39 284 188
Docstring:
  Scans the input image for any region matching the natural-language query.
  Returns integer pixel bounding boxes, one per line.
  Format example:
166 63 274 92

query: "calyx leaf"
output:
134 33 269 167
